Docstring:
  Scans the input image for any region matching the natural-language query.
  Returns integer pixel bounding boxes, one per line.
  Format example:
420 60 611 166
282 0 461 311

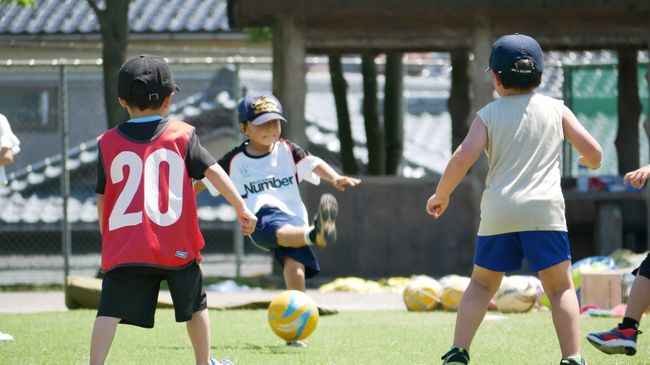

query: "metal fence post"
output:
232 61 244 278
59 63 71 280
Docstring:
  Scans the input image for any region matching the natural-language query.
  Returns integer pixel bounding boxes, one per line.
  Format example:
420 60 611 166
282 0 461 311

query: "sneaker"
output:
587 327 642 356
0 332 13 341
312 194 338 248
209 358 234 365
441 347 470 365
286 340 309 348
559 357 586 365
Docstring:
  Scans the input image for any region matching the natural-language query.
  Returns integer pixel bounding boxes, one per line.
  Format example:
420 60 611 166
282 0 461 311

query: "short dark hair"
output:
123 81 167 110
498 59 542 90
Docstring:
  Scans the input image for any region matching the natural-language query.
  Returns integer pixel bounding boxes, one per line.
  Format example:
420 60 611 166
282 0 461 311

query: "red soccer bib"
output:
98 121 204 271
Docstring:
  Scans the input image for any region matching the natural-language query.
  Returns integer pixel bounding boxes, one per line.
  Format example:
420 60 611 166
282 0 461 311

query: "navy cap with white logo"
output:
237 91 287 125
487 34 544 74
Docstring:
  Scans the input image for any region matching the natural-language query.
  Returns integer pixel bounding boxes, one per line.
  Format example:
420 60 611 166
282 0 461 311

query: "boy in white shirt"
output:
213 91 360 346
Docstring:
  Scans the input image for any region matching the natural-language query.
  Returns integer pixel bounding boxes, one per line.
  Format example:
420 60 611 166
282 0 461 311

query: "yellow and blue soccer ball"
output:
268 290 319 341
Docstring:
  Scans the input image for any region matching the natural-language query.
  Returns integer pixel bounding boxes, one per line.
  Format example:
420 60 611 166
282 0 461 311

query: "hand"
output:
237 208 258 235
624 165 650 188
331 176 361 191
578 156 600 170
425 194 449 220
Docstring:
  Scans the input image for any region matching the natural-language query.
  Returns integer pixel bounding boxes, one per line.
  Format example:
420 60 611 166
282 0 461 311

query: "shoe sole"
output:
586 335 637 356
314 194 338 248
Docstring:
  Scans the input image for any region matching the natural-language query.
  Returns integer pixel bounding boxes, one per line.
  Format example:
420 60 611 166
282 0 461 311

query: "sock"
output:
566 354 582 363
619 317 640 330
307 226 317 243
450 345 468 354
304 227 316 245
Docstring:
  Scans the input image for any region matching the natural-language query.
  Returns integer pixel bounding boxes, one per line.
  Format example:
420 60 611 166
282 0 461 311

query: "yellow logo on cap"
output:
251 96 280 115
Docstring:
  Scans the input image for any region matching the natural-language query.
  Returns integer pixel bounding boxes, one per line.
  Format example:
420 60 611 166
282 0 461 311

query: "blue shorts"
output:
251 206 320 279
474 231 571 272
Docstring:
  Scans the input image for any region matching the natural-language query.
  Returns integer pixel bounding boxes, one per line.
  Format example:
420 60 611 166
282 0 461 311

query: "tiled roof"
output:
0 0 231 35
1 51 636 225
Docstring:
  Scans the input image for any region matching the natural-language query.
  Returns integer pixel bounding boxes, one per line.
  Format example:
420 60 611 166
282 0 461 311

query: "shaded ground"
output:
0 290 405 313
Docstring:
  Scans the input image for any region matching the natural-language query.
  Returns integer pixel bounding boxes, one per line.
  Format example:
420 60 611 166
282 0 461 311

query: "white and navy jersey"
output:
218 139 322 226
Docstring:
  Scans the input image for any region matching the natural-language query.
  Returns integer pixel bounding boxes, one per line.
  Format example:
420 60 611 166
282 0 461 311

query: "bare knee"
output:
283 258 305 279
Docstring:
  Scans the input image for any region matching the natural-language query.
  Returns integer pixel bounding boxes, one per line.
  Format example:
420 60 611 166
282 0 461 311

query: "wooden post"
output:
465 17 493 231
616 46 641 174
596 203 623 255
644 63 650 251
272 16 308 147
448 49 471 152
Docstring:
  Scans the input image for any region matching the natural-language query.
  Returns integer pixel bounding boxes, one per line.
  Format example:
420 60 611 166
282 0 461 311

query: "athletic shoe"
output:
209 358 234 365
441 347 470 365
312 194 338 248
559 357 586 365
286 340 309 348
0 332 14 341
587 326 642 356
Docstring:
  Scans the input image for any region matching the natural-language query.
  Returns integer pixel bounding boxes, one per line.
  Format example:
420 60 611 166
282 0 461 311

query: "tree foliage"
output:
0 0 34 6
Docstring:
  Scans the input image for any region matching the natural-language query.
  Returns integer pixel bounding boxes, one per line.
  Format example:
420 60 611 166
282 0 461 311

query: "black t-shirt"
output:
95 119 216 194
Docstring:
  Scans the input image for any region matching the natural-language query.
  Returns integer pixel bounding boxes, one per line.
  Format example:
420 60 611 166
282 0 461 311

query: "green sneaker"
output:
559 357 586 365
441 347 470 365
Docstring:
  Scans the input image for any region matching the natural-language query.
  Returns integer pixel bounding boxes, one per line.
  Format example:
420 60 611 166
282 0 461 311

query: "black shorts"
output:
97 261 207 328
632 253 650 280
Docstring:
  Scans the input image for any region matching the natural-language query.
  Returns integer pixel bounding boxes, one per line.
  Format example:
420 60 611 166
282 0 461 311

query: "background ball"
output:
402 275 441 311
495 275 538 313
267 290 319 341
439 275 471 311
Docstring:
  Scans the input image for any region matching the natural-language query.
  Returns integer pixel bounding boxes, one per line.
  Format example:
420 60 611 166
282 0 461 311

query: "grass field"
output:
0 309 646 365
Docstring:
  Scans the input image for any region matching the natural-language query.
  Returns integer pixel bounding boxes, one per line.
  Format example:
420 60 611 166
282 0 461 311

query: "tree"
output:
383 52 404 175
86 0 131 129
328 53 358 174
361 53 385 175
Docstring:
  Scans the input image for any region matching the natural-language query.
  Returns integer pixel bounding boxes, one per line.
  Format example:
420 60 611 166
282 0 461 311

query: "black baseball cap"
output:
237 91 287 125
487 34 544 74
117 54 179 103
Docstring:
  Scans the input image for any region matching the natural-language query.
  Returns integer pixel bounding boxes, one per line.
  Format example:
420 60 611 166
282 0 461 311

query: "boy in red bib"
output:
90 54 256 365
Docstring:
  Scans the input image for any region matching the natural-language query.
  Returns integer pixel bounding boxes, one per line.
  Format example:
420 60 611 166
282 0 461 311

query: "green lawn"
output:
0 309 646 364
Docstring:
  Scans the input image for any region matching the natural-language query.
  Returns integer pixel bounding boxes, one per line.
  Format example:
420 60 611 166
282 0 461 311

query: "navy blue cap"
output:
237 91 287 125
117 54 179 103
487 34 544 74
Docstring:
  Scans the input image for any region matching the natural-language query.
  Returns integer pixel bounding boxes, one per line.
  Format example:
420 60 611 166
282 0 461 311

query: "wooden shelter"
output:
228 1 650 273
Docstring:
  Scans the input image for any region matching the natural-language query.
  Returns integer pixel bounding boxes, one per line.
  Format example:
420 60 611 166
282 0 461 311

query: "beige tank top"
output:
476 92 567 236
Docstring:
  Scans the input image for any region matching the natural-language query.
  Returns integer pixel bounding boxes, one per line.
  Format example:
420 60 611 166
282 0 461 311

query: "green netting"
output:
563 64 649 176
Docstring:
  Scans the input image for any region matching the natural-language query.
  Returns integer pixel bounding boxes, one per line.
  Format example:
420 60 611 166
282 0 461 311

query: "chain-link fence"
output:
0 58 277 285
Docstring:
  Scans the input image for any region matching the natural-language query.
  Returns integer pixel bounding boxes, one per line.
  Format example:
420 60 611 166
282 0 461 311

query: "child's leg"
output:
186 308 211 365
453 265 504 349
89 316 120 365
276 224 311 248
538 260 581 357
283 256 306 291
626 272 650 322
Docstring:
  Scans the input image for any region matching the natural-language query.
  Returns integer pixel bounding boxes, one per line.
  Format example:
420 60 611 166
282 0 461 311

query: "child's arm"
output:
562 106 602 169
426 116 487 219
0 147 13 167
624 165 650 188
97 194 104 235
203 163 257 235
312 162 361 191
